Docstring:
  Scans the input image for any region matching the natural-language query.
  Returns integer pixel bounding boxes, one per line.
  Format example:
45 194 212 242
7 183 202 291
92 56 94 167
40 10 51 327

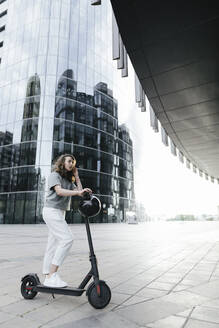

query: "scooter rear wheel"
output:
21 276 38 299
87 281 111 309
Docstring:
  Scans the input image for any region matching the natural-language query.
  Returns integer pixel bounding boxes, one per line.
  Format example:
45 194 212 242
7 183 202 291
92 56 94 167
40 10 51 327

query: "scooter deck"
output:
35 284 85 296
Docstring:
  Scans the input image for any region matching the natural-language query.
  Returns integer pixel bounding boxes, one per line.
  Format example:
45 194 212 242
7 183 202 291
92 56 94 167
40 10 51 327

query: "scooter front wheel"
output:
87 280 111 309
21 276 38 299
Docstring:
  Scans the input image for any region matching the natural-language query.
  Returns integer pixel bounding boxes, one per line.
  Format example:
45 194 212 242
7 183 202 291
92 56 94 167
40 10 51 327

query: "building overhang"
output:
111 0 219 179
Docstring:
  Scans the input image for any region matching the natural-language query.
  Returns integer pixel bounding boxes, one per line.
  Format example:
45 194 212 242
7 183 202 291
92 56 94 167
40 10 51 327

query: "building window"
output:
22 75 40 145
23 74 41 119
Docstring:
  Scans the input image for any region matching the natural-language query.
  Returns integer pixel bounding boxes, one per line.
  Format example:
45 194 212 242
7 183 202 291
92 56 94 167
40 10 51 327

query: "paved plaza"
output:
1 221 219 327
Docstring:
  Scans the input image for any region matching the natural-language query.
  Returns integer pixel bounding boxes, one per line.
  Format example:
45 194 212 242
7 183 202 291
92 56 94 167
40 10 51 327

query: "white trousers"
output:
42 207 73 275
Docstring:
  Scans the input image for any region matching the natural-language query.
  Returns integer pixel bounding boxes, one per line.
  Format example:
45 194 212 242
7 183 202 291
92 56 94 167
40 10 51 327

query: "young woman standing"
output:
42 154 92 287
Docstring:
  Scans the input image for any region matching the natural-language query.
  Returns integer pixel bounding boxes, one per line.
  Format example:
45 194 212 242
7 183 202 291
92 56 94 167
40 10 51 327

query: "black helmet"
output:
78 193 101 218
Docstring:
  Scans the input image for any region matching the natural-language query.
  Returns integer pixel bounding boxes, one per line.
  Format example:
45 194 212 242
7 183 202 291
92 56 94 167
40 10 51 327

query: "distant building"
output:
0 0 134 223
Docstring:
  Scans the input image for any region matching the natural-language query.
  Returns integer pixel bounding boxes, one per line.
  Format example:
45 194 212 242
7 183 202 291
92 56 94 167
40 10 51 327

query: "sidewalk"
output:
1 221 219 327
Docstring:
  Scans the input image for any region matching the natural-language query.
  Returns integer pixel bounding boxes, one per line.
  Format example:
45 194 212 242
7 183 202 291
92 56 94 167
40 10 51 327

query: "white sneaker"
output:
43 273 68 288
55 273 68 287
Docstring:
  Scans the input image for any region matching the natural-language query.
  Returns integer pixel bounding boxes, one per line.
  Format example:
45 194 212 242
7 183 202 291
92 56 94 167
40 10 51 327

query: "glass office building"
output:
0 0 134 224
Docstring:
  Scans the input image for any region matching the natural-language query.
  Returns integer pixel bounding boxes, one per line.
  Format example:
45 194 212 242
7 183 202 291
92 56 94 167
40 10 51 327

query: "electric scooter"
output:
20 193 111 309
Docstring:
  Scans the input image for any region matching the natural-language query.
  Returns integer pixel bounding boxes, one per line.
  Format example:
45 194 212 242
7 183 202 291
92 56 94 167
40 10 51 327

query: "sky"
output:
113 59 219 218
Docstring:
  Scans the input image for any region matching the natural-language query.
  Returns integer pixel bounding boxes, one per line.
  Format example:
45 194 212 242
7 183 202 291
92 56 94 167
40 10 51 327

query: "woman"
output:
42 154 92 288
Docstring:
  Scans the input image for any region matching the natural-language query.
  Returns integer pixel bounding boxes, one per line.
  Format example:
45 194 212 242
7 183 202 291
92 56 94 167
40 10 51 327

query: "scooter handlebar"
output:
82 191 92 200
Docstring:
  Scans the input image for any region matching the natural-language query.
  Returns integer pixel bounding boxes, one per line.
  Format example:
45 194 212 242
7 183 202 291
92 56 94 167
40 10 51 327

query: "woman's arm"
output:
75 175 83 191
73 167 83 191
54 185 91 197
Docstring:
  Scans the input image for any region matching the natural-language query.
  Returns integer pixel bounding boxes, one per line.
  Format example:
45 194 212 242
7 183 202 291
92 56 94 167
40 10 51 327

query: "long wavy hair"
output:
52 154 76 182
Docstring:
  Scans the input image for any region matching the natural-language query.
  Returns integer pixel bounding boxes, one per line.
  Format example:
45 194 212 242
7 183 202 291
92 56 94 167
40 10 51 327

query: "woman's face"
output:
64 156 75 171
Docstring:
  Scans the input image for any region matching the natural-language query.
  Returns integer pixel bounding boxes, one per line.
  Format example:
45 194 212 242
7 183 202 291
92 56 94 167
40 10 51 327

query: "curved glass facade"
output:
0 0 134 223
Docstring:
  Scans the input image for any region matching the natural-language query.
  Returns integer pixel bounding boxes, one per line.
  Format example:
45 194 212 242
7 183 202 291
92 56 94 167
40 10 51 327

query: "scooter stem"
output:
84 216 95 256
84 216 100 281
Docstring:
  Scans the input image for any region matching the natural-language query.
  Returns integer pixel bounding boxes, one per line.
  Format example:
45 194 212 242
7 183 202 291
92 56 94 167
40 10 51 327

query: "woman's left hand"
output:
73 166 79 177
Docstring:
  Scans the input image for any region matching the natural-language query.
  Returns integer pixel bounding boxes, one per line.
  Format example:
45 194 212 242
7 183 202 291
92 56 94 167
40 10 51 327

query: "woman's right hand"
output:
78 188 92 197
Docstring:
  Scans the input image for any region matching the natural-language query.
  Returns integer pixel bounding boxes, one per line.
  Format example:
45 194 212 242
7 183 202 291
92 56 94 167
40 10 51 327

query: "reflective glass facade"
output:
0 0 134 224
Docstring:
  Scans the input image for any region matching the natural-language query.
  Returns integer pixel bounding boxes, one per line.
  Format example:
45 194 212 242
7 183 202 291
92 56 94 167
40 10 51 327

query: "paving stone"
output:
1 297 54 316
24 308 92 328
156 274 182 284
110 292 138 305
113 282 145 294
55 316 104 328
147 281 175 291
201 298 219 309
0 311 16 324
146 315 186 327
172 284 192 292
191 305 219 324
175 309 193 318
40 303 115 327
22 297 88 324
44 312 139 328
0 316 40 328
114 298 186 326
94 311 140 328
161 290 210 307
179 279 203 287
185 274 210 282
186 318 219 327
0 295 20 307
135 288 167 299
188 280 219 299
0 284 24 296
121 295 151 306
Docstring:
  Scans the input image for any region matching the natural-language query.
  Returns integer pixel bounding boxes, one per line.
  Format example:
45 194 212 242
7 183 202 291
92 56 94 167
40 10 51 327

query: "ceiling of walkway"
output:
111 0 219 178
